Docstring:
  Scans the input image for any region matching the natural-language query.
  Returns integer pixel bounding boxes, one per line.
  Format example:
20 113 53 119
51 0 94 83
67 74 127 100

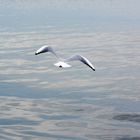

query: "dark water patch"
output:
116 137 140 140
21 130 86 140
0 118 39 125
74 108 85 112
113 114 140 123
0 82 65 99
0 135 12 140
0 130 34 140
6 103 20 106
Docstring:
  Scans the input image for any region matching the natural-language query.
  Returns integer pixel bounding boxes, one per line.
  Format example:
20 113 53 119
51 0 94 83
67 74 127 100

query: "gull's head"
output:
35 45 48 55
54 61 71 68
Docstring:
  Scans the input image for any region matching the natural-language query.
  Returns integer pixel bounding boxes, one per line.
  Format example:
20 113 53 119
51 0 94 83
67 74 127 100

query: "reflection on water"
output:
0 0 140 140
113 114 140 123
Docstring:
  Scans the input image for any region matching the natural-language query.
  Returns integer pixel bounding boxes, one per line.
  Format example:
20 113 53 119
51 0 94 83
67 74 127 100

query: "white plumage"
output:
35 45 95 71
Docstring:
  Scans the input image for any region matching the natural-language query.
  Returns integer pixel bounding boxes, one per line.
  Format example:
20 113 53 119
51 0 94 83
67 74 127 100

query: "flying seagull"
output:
35 45 95 71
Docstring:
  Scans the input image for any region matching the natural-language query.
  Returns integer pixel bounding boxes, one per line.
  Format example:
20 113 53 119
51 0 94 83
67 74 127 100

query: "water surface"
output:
0 0 140 140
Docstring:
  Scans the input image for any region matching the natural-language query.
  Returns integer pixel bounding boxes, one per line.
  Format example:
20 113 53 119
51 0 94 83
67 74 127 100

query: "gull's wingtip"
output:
91 67 95 71
35 52 39 55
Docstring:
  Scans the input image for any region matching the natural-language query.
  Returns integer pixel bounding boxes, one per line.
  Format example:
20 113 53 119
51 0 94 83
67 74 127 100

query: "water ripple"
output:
113 114 140 123
0 118 39 126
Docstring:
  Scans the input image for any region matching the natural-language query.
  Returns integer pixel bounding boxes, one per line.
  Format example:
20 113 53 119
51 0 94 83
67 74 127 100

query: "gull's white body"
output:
35 45 95 71
54 61 71 68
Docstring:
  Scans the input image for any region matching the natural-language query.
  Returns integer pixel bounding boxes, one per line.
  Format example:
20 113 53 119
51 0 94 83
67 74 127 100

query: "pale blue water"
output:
0 0 140 140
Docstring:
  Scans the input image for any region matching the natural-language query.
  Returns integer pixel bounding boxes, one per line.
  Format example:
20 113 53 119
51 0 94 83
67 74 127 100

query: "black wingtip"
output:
35 53 38 55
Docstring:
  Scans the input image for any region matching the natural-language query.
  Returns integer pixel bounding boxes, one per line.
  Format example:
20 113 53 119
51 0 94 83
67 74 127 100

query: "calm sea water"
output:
0 0 140 140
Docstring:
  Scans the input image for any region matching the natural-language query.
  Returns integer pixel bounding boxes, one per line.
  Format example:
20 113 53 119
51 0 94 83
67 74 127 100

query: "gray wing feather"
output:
46 46 58 57
65 54 95 71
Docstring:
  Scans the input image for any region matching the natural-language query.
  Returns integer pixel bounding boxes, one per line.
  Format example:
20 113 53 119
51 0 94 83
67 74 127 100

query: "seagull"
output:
35 45 95 71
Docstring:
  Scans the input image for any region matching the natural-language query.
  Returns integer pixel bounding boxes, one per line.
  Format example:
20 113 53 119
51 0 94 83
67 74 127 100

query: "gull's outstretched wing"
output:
35 45 59 58
65 54 95 71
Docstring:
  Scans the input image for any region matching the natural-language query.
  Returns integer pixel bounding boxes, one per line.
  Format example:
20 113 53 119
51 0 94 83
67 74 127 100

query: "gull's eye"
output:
59 65 62 68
